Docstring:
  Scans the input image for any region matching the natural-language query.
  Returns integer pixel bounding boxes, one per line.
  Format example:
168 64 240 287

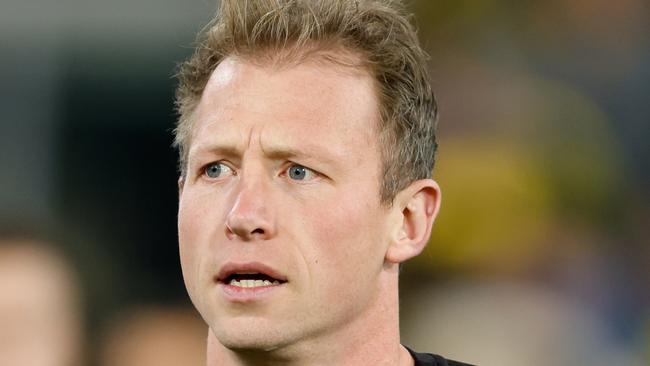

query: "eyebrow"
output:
265 140 348 168
190 144 241 160
262 144 334 163
189 142 342 167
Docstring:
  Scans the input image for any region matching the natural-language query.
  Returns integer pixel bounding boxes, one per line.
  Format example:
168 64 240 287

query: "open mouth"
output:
224 273 286 288
217 263 289 290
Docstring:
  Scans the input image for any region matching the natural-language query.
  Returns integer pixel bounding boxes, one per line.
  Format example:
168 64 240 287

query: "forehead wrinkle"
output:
188 121 247 163
258 136 343 168
190 123 272 166
194 144 241 159
247 124 257 150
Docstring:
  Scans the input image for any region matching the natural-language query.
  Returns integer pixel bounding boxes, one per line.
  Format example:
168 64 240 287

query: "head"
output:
175 0 438 204
0 238 83 366
100 306 206 366
175 0 441 357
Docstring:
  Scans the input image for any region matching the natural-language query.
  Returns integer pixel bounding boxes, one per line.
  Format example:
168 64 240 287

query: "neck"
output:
206 268 413 366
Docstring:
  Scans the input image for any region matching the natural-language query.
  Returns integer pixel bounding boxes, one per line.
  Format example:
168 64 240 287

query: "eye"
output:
203 162 233 179
286 164 317 181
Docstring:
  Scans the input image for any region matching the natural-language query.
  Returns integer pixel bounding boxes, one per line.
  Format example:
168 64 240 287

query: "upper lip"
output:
216 262 288 283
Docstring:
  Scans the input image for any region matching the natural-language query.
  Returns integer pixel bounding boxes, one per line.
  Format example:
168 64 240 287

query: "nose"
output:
225 177 276 241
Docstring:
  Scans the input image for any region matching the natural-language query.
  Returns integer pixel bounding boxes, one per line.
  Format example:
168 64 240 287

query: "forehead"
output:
189 55 381 161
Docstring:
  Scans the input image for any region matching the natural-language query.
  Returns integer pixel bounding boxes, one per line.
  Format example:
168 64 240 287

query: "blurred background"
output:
0 0 648 365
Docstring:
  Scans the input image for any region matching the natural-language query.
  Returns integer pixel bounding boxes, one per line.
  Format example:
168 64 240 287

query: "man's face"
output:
0 244 81 366
178 55 396 350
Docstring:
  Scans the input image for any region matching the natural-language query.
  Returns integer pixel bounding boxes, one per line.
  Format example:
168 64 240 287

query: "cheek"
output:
296 190 388 317
304 193 384 272
178 199 199 265
178 187 223 248
177 191 217 291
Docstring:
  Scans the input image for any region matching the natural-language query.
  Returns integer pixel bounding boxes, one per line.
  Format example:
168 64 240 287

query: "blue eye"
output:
287 164 317 181
204 162 232 179
288 165 307 180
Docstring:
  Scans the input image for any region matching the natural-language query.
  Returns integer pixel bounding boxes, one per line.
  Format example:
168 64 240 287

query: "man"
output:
174 1 472 365
0 232 83 366
100 306 206 366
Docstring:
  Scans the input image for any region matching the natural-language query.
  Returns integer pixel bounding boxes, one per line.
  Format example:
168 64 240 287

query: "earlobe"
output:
385 179 441 264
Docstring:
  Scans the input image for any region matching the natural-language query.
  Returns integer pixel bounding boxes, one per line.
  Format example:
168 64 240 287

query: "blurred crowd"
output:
1 0 648 365
0 226 206 366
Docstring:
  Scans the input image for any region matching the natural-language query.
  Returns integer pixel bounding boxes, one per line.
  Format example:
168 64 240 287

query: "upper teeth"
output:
229 279 280 288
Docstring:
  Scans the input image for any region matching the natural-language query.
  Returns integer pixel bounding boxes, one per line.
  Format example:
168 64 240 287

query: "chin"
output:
212 318 296 352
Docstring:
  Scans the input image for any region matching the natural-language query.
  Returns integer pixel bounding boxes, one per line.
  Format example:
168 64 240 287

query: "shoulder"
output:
406 346 476 366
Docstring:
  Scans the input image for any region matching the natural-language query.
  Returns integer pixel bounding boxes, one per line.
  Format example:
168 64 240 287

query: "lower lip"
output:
218 282 286 302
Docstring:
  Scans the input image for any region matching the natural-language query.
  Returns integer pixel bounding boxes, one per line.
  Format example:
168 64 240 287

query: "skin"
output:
0 242 82 366
100 308 206 366
178 54 441 366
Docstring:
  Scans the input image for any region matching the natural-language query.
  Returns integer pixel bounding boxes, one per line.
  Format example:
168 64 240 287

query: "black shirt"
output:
407 347 475 366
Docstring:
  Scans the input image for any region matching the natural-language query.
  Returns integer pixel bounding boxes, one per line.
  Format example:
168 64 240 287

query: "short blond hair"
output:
174 0 438 204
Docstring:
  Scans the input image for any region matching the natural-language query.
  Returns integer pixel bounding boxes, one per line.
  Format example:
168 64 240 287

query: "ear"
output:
385 179 441 264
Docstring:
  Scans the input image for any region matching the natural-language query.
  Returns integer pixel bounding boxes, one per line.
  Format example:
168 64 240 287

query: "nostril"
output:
251 228 265 235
